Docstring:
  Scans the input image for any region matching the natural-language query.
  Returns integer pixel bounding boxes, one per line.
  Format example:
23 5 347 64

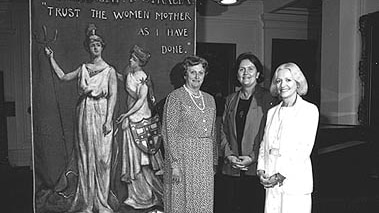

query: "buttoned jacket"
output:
220 86 275 176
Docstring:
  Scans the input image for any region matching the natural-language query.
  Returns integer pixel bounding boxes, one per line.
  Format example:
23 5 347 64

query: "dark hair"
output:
83 24 106 52
182 55 208 76
130 45 151 67
235 52 264 83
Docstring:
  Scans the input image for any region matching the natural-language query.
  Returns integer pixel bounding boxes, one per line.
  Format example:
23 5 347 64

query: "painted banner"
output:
31 0 195 212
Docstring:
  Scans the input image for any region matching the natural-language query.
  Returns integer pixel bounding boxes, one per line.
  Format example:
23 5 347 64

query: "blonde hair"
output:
269 62 308 97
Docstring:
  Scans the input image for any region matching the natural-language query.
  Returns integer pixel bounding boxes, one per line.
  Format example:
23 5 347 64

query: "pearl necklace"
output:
183 85 205 111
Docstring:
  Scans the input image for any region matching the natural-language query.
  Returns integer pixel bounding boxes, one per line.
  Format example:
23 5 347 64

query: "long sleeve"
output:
257 106 276 172
250 93 276 161
276 104 319 178
274 99 319 194
257 121 268 172
162 92 182 167
248 109 268 162
220 97 235 158
211 99 218 166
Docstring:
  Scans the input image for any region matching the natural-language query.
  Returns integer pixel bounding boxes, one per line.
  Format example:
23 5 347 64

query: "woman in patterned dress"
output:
257 62 319 213
44 24 117 213
116 45 164 211
162 56 217 213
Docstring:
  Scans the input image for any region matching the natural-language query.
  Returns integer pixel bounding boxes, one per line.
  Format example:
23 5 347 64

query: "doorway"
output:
196 42 236 116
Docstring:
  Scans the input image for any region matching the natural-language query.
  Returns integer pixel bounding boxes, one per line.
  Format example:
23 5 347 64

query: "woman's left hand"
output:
103 121 112 136
263 173 286 188
261 175 278 188
237 156 253 167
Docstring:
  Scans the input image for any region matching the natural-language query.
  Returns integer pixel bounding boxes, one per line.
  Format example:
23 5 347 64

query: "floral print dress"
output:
162 86 217 213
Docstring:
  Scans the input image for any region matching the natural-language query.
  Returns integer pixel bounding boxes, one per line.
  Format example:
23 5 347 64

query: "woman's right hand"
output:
258 170 267 182
116 114 129 130
258 170 272 187
116 113 128 124
44 46 54 58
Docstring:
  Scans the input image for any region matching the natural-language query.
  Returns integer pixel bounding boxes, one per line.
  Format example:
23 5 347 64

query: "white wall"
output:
320 0 378 125
197 1 312 88
197 0 264 62
362 0 379 14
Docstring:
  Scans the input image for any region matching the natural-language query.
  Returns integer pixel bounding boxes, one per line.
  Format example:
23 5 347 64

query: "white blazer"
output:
257 95 319 194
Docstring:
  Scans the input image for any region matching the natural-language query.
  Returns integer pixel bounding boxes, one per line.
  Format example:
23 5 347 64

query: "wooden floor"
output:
2 142 379 213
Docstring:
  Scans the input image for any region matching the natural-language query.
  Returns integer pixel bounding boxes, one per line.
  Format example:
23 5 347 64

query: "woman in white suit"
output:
257 62 319 213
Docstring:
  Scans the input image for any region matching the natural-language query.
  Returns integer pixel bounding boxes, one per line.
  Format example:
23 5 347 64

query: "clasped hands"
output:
227 155 252 171
257 170 285 188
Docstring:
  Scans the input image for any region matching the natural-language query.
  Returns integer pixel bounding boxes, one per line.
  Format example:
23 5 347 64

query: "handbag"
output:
129 114 162 155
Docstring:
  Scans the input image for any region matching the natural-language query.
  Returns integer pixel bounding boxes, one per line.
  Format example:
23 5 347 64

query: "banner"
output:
31 0 195 212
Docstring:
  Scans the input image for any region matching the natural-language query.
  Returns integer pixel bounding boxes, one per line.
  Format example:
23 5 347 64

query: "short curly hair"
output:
182 55 208 76
269 62 308 97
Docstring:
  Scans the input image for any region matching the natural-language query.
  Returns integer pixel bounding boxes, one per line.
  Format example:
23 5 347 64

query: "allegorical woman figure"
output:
116 45 164 211
45 23 117 213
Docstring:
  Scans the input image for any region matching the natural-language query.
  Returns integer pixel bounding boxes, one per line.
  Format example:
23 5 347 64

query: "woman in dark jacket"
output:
220 52 276 213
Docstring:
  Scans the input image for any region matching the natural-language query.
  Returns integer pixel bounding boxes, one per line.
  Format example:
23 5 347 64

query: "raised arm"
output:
45 46 79 81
